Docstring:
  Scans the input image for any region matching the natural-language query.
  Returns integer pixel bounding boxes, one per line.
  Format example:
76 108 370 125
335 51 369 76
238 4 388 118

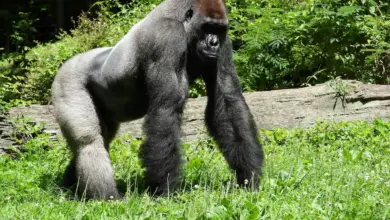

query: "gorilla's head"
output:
183 0 229 62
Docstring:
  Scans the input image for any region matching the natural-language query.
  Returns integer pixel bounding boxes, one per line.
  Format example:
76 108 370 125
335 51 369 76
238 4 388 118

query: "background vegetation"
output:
0 0 389 107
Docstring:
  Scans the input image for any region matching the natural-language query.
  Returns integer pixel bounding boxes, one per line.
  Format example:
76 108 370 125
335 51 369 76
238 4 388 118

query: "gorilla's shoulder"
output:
139 18 186 43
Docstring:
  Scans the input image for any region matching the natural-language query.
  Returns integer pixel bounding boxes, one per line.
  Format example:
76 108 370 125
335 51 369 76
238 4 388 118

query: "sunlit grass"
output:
1 119 389 219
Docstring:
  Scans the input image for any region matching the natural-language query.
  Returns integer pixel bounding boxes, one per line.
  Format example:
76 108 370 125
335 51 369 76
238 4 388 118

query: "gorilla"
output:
51 0 264 200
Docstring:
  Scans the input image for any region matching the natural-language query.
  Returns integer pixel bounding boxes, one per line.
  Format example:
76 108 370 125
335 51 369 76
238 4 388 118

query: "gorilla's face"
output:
195 21 228 60
183 0 228 62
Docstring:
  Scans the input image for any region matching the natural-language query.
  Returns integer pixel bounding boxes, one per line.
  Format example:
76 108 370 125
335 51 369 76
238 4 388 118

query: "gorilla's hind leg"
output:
54 88 119 200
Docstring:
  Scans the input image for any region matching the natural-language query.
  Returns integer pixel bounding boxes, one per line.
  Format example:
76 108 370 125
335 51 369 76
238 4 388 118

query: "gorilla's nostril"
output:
210 38 219 47
206 35 219 47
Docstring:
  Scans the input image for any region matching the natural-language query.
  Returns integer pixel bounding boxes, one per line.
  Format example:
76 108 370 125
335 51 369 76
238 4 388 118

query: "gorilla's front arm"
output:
139 19 189 195
203 39 264 187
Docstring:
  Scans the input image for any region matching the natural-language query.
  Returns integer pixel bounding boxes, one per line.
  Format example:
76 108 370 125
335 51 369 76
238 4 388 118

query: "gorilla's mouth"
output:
201 50 218 59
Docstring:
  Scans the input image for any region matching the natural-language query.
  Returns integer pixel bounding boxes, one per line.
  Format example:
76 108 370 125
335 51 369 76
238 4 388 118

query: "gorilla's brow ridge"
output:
195 0 226 19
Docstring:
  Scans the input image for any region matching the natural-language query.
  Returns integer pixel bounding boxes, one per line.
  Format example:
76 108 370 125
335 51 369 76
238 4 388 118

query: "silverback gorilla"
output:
51 0 264 200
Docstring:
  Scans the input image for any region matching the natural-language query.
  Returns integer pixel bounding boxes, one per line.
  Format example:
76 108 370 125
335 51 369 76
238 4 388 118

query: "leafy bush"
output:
236 0 390 91
0 52 34 109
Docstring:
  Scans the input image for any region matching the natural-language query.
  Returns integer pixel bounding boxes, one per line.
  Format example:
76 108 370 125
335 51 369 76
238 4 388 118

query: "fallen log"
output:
1 80 389 153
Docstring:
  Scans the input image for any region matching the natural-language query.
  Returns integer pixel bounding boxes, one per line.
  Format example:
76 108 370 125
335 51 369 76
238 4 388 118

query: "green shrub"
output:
236 0 390 91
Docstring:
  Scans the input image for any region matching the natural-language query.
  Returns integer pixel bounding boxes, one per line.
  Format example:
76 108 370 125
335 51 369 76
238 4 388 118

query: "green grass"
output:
1 119 390 219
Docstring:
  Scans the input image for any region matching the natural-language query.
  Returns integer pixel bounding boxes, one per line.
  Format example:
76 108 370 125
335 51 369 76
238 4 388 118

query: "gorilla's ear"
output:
185 9 194 22
195 0 227 20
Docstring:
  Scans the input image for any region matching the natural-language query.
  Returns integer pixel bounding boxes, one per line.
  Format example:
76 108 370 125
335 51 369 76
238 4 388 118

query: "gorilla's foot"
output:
75 146 120 200
147 181 178 196
236 170 260 190
145 169 180 196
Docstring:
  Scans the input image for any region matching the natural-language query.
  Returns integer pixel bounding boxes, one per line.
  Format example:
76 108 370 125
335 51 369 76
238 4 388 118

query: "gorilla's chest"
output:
90 76 149 122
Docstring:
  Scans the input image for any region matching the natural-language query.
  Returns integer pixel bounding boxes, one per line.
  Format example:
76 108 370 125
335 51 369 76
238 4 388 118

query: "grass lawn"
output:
1 119 389 219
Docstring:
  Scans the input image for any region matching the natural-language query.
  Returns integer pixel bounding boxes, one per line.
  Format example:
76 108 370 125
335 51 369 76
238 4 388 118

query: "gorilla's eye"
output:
185 9 193 22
